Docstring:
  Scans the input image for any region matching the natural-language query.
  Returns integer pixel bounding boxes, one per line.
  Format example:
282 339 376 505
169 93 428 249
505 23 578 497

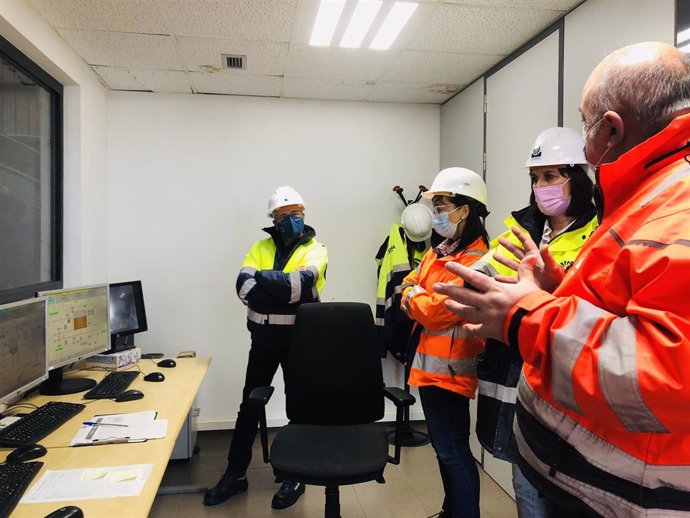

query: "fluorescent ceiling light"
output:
680 42 690 54
370 2 417 50
340 1 382 48
310 0 346 46
678 27 690 45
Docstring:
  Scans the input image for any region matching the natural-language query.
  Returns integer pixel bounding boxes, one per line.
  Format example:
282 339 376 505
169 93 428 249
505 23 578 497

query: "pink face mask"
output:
534 178 571 216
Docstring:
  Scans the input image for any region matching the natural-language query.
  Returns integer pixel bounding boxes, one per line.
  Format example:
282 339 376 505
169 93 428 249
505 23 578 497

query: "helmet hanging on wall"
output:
401 203 432 242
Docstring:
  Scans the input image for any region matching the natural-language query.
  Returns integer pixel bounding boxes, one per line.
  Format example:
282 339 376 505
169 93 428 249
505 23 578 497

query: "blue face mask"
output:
431 209 460 239
276 215 304 238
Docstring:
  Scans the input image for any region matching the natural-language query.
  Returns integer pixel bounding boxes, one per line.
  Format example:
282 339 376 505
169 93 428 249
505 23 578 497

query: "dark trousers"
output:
226 325 292 474
419 385 480 518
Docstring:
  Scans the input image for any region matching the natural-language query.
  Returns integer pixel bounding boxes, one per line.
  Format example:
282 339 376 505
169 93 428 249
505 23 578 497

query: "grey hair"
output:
587 49 690 125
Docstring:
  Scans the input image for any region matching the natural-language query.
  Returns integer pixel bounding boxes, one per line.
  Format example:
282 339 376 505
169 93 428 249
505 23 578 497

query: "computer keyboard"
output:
83 370 139 399
0 402 85 447
0 461 42 518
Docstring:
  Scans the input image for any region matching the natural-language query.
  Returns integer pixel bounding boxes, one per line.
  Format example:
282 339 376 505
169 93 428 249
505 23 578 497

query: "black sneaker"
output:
203 472 248 506
271 480 305 509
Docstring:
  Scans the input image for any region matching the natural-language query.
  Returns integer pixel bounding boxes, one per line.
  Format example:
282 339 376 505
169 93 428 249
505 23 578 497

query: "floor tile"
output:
154 428 517 518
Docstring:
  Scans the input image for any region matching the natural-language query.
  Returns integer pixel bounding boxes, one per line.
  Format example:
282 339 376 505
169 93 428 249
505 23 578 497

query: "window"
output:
0 34 62 304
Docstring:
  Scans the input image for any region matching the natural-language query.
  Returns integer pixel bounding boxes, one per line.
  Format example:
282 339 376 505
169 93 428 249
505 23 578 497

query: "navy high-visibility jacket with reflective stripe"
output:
374 224 427 360
507 113 690 517
236 225 327 326
473 204 597 461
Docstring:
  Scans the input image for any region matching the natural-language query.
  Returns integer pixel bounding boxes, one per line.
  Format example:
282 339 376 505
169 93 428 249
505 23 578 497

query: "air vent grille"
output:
222 54 246 70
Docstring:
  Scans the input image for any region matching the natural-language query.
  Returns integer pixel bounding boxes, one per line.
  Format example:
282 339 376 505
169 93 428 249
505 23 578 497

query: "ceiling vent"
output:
222 54 247 70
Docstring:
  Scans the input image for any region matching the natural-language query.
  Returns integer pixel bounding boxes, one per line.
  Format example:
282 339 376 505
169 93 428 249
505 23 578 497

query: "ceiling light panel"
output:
370 2 418 50
340 1 382 48
310 0 347 46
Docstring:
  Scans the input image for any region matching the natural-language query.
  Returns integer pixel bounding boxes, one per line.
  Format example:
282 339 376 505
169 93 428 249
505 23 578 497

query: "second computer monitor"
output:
109 280 148 352
38 284 110 395
0 298 48 405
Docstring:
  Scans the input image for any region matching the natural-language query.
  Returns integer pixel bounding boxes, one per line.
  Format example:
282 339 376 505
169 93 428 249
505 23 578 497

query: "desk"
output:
1 357 210 518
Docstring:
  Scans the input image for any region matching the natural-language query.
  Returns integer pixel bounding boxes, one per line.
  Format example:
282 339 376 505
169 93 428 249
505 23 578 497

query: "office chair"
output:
250 302 414 518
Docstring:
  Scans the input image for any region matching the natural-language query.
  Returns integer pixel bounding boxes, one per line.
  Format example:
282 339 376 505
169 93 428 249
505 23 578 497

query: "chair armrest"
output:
383 386 415 407
248 386 274 463
249 386 275 406
384 386 415 465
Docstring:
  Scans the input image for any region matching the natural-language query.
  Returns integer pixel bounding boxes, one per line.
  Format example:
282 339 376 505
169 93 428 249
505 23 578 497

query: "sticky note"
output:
81 468 108 480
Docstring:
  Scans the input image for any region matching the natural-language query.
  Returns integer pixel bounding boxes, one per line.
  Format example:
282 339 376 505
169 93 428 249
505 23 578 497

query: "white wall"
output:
106 92 439 429
563 0 675 130
0 0 109 286
440 79 484 173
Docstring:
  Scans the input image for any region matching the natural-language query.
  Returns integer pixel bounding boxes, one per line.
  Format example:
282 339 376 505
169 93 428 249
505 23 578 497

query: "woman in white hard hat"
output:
473 127 598 518
400 167 490 518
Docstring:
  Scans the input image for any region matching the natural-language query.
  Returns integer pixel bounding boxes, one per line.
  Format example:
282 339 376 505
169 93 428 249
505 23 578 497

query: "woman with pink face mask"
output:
472 127 598 518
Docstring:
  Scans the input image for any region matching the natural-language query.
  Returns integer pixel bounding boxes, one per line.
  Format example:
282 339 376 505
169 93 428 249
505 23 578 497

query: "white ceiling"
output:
29 0 583 104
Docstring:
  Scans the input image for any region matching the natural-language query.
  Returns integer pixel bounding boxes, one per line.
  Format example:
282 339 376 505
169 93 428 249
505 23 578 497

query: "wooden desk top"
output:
1 357 210 518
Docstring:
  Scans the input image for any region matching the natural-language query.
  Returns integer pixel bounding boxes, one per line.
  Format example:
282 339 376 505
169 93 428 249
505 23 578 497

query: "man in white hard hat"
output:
204 186 328 510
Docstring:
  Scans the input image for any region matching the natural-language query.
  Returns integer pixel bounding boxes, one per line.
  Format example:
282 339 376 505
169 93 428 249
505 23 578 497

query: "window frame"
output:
0 34 63 304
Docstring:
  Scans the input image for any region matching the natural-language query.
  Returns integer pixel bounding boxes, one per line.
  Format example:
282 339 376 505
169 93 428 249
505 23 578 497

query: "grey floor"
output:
150 426 517 518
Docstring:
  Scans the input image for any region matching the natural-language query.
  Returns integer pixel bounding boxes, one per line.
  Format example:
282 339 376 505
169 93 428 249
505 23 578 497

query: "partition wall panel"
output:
562 0 675 131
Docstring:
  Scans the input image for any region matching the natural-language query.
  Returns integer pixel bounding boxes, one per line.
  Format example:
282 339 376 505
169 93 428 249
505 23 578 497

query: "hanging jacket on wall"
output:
471 205 597 461
402 236 487 397
374 223 427 360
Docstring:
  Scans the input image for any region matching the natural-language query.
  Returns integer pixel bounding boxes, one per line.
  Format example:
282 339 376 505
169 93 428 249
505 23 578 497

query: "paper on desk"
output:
20 464 153 503
70 410 167 446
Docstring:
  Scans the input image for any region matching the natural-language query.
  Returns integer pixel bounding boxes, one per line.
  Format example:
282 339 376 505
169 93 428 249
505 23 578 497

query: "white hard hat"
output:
267 186 305 217
422 167 488 207
401 203 432 242
525 127 587 169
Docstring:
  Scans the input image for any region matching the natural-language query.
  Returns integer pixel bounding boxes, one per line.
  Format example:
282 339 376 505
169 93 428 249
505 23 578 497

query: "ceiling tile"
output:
188 72 282 97
93 66 148 91
410 4 563 54
177 37 289 75
286 45 398 81
57 29 183 70
383 51 504 84
93 67 193 94
440 0 581 10
163 0 298 41
367 81 455 104
282 77 373 102
30 0 169 33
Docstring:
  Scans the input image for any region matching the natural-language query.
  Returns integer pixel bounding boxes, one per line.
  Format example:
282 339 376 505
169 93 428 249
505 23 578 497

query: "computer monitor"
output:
37 284 110 395
108 280 148 353
0 298 48 406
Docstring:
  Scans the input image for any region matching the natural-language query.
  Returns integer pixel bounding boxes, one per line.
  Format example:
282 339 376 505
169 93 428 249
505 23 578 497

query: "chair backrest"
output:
285 302 385 425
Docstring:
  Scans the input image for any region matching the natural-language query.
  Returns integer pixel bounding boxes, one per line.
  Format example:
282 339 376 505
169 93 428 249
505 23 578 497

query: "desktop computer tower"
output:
171 398 199 460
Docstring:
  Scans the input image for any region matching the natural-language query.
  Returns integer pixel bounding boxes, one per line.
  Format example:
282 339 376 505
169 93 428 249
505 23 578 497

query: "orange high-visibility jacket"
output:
506 113 690 517
402 236 487 397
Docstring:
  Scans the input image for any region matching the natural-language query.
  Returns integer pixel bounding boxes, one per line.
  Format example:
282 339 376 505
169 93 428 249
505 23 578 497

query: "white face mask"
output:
582 117 606 172
431 208 461 239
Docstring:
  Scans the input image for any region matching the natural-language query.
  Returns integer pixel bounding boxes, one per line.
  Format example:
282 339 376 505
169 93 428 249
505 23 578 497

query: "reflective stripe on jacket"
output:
474 205 597 461
507 112 690 516
375 224 427 359
236 225 328 326
402 236 487 397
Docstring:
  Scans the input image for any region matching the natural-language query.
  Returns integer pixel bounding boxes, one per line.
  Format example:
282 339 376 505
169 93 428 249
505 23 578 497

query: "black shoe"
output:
271 480 305 509
203 472 248 506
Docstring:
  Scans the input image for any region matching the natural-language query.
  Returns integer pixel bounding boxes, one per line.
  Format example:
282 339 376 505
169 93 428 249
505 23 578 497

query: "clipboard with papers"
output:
70 410 168 446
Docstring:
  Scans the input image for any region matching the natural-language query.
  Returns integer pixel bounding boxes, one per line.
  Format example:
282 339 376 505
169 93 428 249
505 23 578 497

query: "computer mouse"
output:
144 371 165 382
157 358 176 368
6 443 47 463
43 505 84 518
114 389 145 402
